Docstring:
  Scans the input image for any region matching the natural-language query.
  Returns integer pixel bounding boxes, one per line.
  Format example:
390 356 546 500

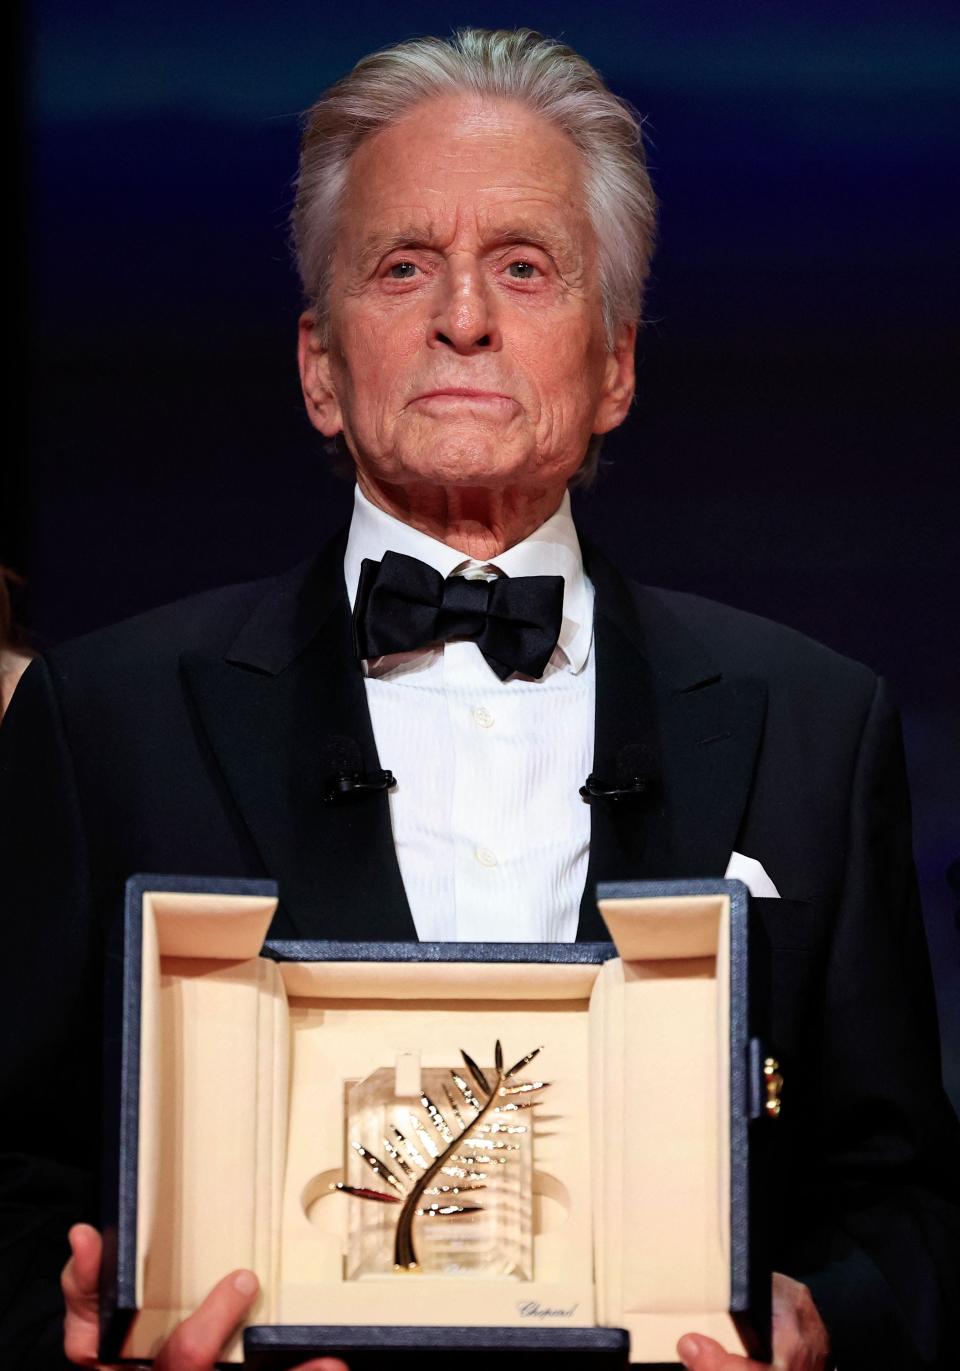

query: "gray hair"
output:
292 28 657 481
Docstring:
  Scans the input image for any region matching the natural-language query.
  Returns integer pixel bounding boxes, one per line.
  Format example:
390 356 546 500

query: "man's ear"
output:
593 323 637 436
297 310 343 437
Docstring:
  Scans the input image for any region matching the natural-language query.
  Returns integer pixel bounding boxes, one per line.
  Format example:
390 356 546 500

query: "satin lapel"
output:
181 538 416 942
577 546 768 940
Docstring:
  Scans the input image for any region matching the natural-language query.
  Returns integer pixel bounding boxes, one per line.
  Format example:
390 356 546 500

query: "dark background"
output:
8 2 959 1100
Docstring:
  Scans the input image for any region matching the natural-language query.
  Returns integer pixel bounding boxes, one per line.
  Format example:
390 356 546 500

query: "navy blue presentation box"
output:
99 874 771 1368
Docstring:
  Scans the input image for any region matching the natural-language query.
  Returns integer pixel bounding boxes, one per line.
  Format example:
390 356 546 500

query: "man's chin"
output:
386 443 535 490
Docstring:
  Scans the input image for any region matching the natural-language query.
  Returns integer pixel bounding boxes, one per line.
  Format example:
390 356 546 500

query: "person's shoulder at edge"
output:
591 540 880 705
12 547 339 698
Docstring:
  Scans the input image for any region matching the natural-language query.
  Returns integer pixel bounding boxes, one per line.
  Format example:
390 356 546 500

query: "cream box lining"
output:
124 890 743 1364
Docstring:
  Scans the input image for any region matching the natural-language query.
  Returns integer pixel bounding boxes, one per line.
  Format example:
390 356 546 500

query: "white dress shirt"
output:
344 485 595 942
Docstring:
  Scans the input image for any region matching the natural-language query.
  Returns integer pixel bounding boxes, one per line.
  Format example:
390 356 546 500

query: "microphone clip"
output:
320 733 396 804
323 767 397 804
580 742 659 806
579 772 656 805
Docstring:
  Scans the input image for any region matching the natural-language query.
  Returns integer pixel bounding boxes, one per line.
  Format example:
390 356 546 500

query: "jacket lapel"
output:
181 534 416 942
577 544 767 939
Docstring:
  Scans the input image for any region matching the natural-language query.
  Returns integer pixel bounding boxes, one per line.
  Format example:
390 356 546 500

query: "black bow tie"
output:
353 551 564 680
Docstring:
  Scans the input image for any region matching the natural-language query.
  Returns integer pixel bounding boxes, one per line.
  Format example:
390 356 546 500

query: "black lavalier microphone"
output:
321 735 396 803
580 742 659 805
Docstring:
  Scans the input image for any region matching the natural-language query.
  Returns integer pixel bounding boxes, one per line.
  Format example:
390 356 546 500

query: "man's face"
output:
299 93 635 499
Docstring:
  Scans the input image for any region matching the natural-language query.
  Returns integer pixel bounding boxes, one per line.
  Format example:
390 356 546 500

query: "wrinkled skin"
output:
298 92 636 559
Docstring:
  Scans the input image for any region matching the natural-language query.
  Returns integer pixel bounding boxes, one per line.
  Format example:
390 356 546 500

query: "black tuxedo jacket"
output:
1 533 958 1368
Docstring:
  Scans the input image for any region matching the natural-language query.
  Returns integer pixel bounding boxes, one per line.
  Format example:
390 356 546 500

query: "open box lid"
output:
100 875 770 1367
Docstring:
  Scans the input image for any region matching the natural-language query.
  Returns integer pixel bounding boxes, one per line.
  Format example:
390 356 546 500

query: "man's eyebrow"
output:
483 222 573 252
354 220 578 265
356 226 437 265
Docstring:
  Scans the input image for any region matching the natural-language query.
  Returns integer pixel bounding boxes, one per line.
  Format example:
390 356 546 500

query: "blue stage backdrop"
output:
14 1 960 1099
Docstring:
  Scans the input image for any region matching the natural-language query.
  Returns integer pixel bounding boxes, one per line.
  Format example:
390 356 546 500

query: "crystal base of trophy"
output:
340 1046 542 1279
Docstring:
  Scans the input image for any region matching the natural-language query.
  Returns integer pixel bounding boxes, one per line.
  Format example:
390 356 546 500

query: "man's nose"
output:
428 257 501 353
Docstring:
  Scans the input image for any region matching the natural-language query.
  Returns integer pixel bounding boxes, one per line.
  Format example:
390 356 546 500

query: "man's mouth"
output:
410 388 516 410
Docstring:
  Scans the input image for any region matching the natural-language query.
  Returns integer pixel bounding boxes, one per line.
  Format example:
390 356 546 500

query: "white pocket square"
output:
724 851 781 898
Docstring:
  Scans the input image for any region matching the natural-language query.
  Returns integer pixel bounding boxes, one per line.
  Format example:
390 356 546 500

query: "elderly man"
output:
1 28 957 1371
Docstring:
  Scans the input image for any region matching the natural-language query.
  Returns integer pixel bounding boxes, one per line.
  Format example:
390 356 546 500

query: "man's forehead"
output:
336 93 591 250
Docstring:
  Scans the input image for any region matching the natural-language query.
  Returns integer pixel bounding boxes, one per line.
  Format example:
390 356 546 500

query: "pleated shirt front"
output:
344 485 595 943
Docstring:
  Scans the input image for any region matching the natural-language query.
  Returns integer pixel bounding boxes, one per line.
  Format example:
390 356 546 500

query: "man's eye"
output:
387 261 418 279
507 260 538 280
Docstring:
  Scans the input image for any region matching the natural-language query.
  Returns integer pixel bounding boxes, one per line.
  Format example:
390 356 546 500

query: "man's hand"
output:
62 1223 348 1371
677 1272 831 1371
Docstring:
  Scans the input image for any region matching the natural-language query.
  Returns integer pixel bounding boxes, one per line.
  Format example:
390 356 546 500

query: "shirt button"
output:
475 847 499 868
472 706 495 729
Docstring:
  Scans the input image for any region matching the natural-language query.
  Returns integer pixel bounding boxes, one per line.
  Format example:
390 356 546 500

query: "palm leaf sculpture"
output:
336 1041 548 1269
